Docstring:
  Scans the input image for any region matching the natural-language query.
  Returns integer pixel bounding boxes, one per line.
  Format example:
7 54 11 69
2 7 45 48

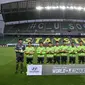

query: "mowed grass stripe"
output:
0 47 85 85
0 47 15 65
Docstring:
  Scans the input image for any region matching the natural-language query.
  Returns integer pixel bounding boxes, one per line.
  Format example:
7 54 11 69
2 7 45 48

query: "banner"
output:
42 65 85 75
23 37 85 44
27 65 42 76
27 64 85 76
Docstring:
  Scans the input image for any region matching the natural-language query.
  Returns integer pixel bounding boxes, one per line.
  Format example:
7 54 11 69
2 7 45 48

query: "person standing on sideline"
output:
15 39 25 74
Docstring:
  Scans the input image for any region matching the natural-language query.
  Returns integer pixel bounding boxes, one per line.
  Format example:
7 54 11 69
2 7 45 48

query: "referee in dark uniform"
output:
15 39 25 74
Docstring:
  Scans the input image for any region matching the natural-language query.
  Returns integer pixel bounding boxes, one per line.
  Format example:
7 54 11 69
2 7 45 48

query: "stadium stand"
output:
1 0 85 45
4 22 85 34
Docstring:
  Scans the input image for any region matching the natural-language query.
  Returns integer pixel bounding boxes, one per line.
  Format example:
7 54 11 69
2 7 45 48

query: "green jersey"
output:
36 46 46 57
46 46 54 58
25 46 35 58
68 46 77 57
54 46 61 56
60 45 69 56
77 45 85 56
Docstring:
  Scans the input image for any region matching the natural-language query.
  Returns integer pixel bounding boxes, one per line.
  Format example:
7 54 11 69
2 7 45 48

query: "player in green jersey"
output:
60 40 69 64
36 42 46 64
69 42 77 64
46 42 54 64
25 42 35 64
54 41 61 64
77 41 85 64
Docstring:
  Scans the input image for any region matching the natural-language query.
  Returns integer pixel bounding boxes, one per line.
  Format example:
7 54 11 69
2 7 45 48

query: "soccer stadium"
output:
1 0 85 85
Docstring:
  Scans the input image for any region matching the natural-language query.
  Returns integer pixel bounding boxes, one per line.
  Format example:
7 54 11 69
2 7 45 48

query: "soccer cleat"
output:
20 71 24 74
15 71 18 74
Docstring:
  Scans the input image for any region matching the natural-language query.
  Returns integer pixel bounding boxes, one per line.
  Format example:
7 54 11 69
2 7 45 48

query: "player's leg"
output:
61 56 63 64
26 57 29 64
49 58 53 64
40 57 42 63
15 62 19 73
41 57 44 64
20 62 24 73
64 56 67 64
20 54 24 73
81 56 84 64
30 58 33 64
28 58 33 64
78 56 81 64
47 57 49 63
61 56 64 64
37 57 40 64
69 57 72 64
15 53 19 73
73 57 75 64
56 56 60 64
53 56 56 64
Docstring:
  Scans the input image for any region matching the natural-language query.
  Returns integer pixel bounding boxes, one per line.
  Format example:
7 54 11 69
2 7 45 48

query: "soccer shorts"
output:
26 57 33 64
61 56 67 64
54 56 60 64
37 57 44 64
16 53 24 62
69 57 75 64
78 56 84 64
47 57 53 63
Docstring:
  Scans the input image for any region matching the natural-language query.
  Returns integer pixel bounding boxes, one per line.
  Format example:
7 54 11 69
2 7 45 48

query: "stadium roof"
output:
1 0 85 22
0 0 85 5
0 0 23 4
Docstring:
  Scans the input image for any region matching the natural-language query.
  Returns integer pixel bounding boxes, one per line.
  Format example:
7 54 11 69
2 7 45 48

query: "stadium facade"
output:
0 0 85 45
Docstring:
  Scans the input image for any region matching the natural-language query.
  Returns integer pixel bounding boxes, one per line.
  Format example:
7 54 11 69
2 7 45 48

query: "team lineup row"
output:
15 41 85 64
15 39 85 73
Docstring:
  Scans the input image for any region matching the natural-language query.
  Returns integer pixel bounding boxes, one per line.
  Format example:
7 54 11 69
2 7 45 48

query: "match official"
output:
15 39 25 74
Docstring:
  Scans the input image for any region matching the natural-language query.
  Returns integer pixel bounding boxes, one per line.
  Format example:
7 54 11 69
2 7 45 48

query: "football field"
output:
0 47 85 85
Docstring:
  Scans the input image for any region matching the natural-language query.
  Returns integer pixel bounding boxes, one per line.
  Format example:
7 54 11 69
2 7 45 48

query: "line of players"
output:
15 39 85 73
25 41 85 64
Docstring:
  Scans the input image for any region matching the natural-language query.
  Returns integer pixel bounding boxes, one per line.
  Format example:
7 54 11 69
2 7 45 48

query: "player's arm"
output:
68 47 72 54
83 46 85 52
46 47 50 54
66 46 69 53
19 45 25 53
15 45 19 52
74 46 77 54
50 47 54 54
24 47 29 55
77 46 82 53
36 47 41 54
41 47 46 55
59 46 63 52
23 45 25 51
29 47 35 55
32 47 35 54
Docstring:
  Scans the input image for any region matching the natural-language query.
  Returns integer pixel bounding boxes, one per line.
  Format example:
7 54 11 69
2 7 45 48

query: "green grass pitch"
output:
0 47 85 85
